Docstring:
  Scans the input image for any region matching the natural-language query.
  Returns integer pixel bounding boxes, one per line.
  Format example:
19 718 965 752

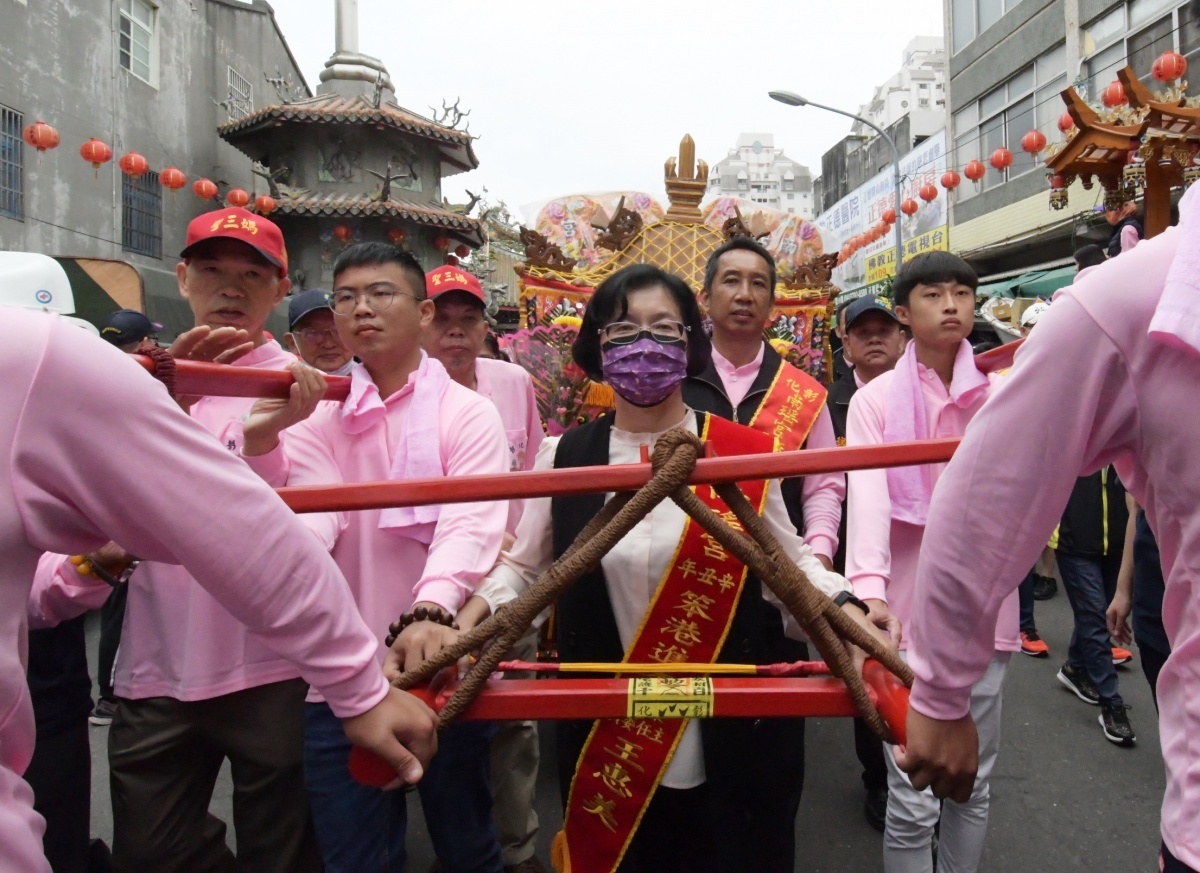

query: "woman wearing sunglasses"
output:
466 264 891 873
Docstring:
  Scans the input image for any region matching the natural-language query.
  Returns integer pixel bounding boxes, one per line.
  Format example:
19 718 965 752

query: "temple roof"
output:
270 192 484 246
218 93 479 177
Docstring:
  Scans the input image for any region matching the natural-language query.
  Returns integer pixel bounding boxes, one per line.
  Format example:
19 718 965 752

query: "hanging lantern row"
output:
22 121 60 154
1152 50 1188 83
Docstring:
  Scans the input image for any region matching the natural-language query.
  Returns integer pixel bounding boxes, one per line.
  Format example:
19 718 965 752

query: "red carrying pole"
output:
348 661 911 787
277 437 960 512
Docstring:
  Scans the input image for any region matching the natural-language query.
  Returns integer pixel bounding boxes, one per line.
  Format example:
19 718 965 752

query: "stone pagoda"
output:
217 0 483 290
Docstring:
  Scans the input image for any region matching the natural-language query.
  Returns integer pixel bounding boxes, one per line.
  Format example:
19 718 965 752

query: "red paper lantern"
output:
226 188 250 208
900 198 919 216
454 243 470 259
79 138 113 173
1152 50 1188 83
192 178 218 200
919 183 938 202
989 147 1014 171
160 167 187 191
119 151 149 177
333 224 353 242
1058 112 1076 134
22 121 59 153
1021 129 1047 155
254 194 276 215
940 170 961 190
964 160 986 182
1102 81 1127 108
881 207 896 225
432 233 451 252
445 254 460 266
387 227 407 245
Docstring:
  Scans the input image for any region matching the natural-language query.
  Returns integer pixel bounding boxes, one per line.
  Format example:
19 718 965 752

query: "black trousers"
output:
25 721 91 873
854 716 889 791
1162 842 1198 872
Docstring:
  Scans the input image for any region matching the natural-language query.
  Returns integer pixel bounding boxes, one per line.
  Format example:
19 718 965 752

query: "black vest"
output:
549 413 805 870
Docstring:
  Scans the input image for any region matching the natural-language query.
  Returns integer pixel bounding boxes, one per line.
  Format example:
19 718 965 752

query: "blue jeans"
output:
1056 551 1123 707
1018 569 1036 633
304 702 502 873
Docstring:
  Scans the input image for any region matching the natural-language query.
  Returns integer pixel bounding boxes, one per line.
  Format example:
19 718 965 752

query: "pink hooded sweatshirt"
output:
908 212 1200 867
2 311 388 872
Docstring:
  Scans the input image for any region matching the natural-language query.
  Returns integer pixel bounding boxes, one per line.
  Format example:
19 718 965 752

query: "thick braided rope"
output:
142 347 177 397
395 426 911 739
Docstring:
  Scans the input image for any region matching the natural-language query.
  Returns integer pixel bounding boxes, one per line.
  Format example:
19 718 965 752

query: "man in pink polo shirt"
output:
248 243 509 873
38 207 337 872
3 308 438 873
899 186 1200 873
845 251 1018 873
421 264 548 873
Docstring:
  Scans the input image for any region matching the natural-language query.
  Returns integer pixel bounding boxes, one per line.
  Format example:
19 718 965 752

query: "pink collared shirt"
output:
57 340 331 702
711 343 844 561
279 366 510 699
844 361 1019 652
907 226 1200 867
474 357 545 534
3 312 388 872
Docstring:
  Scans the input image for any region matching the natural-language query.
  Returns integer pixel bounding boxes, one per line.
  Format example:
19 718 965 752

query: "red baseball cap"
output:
426 265 484 304
180 207 288 276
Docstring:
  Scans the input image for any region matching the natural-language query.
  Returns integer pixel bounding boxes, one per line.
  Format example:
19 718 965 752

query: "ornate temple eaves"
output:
274 193 485 246
218 93 479 176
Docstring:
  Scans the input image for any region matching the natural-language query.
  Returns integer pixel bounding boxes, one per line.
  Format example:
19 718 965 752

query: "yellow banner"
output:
865 225 950 284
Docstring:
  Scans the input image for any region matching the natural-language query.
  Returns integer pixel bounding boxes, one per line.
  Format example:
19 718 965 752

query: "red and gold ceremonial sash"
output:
552 415 774 873
748 360 827 452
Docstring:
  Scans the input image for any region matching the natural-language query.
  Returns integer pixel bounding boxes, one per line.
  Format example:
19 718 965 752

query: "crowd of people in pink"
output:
4 188 1198 873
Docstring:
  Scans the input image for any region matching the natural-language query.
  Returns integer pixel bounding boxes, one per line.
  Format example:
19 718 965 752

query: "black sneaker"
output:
1099 703 1136 745
1057 664 1100 705
1032 574 1058 600
88 698 118 727
863 786 887 833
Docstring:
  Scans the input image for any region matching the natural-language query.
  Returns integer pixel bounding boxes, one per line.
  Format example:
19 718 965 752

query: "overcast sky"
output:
271 0 945 218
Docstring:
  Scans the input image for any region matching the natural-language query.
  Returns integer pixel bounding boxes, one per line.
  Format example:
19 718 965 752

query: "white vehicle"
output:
0 251 100 335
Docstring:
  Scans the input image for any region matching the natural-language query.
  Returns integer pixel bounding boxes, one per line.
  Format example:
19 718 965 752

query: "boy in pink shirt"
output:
899 185 1200 873
3 308 437 873
249 244 509 873
845 252 1018 873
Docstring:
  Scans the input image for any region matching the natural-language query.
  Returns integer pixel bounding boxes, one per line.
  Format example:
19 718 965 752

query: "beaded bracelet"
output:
385 605 459 647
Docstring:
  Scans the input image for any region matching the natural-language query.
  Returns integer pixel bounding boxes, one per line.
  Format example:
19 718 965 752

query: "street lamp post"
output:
769 90 905 287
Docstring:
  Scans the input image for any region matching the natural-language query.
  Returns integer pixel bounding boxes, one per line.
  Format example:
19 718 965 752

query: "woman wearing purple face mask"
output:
457 264 894 873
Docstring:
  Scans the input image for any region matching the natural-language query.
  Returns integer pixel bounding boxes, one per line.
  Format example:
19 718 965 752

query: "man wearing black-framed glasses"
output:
284 289 355 376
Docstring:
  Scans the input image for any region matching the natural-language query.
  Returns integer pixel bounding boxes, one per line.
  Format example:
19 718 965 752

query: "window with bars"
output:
227 66 253 121
119 0 155 84
122 170 162 258
0 105 22 220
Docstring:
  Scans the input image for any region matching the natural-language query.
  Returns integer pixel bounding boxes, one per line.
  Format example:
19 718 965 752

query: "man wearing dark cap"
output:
43 206 332 872
826 293 905 830
284 288 354 376
99 310 162 353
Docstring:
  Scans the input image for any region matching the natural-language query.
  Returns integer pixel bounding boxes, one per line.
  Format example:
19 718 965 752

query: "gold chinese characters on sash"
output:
748 360 827 452
551 415 774 873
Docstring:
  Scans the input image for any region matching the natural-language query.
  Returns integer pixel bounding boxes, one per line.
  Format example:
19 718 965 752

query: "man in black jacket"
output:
825 294 905 830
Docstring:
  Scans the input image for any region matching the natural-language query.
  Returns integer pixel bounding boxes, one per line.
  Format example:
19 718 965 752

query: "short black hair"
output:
703 237 777 295
332 242 426 299
893 251 978 308
482 332 507 361
572 264 711 383
1073 244 1106 271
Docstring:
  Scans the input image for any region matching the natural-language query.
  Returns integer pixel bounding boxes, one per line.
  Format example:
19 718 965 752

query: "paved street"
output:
83 587 1165 871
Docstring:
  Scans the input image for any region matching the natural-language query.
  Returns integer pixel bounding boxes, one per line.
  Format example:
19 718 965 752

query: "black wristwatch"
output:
833 590 871 615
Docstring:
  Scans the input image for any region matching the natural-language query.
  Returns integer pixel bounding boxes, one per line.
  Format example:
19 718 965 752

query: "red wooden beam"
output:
348 662 910 786
135 356 353 401
277 438 960 512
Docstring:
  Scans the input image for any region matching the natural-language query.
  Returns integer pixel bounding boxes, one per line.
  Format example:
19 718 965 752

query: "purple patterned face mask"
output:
601 336 689 407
